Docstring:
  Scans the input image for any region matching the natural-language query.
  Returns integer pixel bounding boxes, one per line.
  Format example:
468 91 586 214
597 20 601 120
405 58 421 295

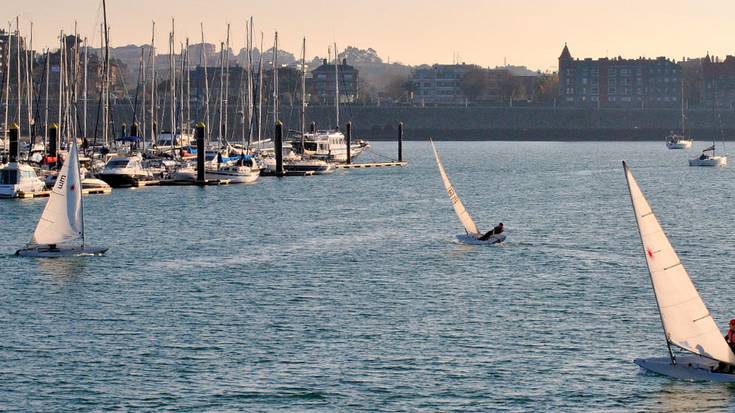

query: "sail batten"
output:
430 140 480 237
31 138 84 246
624 161 735 365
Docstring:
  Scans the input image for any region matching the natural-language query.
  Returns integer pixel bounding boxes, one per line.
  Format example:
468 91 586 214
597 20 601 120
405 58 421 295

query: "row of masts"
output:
2 16 347 157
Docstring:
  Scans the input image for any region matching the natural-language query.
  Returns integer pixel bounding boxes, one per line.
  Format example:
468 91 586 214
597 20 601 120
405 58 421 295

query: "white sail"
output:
430 140 480 237
31 139 84 246
624 162 735 364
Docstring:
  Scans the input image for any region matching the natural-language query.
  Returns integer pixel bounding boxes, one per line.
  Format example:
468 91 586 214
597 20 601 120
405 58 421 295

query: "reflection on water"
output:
34 256 88 281
652 381 735 412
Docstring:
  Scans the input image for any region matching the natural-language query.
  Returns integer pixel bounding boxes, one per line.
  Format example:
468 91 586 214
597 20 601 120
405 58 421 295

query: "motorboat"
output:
206 156 261 184
260 150 334 175
97 154 155 187
0 162 46 198
689 145 727 167
291 130 368 163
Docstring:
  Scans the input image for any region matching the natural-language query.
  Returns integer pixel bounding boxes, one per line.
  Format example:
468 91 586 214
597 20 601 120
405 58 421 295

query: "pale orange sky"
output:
6 0 735 71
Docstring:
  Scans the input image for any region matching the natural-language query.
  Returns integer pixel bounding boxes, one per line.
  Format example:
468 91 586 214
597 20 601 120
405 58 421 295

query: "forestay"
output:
430 140 480 237
31 139 84 246
624 162 735 364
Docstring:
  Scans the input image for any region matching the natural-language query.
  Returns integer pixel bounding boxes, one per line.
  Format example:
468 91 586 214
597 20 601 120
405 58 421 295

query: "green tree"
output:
459 69 487 102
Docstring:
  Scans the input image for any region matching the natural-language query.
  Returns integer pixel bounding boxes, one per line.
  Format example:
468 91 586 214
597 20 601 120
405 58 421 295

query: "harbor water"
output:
2 141 735 411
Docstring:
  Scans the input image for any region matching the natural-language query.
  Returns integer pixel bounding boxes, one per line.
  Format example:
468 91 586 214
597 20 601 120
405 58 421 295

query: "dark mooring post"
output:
196 122 206 182
9 123 19 163
310 121 316 133
121 123 127 138
49 123 59 165
275 121 285 177
398 122 404 162
346 121 352 165
130 122 139 137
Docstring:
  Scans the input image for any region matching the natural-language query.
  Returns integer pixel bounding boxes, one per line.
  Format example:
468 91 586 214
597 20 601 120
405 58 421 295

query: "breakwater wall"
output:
12 104 735 141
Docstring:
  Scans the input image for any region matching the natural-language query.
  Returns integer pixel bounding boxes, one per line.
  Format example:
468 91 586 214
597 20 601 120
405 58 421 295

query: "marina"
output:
6 0 735 410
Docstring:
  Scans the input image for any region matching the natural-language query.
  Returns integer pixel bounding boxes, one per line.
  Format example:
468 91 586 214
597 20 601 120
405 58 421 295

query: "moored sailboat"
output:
623 161 735 381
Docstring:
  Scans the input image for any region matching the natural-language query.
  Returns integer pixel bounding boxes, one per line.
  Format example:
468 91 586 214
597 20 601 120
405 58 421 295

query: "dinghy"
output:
430 140 506 244
16 137 108 257
623 161 735 382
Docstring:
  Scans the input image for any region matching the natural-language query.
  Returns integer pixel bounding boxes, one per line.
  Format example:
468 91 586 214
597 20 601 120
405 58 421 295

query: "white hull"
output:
666 140 693 150
456 233 506 245
15 245 108 257
635 356 735 382
689 156 727 167
205 168 260 183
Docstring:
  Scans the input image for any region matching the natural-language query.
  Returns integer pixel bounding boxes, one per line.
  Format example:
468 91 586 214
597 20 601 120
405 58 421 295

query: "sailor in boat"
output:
478 223 504 241
713 319 735 373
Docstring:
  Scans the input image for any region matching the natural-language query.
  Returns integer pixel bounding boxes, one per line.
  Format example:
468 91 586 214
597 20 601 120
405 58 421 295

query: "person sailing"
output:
478 223 503 241
713 319 735 373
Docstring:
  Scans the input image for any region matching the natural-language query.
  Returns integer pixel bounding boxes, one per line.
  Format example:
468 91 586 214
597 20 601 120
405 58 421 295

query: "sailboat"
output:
15 137 107 257
623 161 735 382
430 139 505 245
666 81 693 150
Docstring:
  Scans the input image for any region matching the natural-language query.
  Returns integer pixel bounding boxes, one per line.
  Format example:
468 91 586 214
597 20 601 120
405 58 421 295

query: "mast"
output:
300 37 306 153
102 0 110 147
44 48 49 143
150 21 155 146
4 24 12 150
272 31 278 129
27 21 34 142
680 78 685 136
16 17 21 133
169 19 176 156
245 18 253 149
218 41 224 148
185 38 191 135
83 39 88 139
334 42 339 129
140 46 146 149
58 31 64 141
256 32 263 148
201 23 210 146
224 24 230 145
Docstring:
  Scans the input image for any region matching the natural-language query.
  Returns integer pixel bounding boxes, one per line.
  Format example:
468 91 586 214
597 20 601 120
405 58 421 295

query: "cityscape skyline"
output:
6 0 735 71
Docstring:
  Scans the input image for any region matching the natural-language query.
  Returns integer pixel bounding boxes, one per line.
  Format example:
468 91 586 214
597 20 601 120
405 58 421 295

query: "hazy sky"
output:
6 0 735 70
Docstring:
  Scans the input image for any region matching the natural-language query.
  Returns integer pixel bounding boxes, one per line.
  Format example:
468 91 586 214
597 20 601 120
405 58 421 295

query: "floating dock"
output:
14 187 113 199
158 179 231 186
337 161 408 169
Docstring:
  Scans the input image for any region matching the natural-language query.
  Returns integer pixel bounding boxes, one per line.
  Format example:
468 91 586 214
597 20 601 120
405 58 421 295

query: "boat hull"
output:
635 356 735 382
205 170 260 184
688 156 727 167
456 233 506 245
15 245 108 257
98 173 153 187
666 141 693 150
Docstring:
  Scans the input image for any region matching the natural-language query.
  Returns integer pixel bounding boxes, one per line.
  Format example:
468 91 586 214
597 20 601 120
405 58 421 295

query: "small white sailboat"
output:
623 161 735 382
689 144 727 167
16 138 107 257
666 81 693 150
430 139 505 244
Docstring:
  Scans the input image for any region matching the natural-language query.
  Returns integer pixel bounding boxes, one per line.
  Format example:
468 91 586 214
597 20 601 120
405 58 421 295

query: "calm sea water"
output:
2 141 735 411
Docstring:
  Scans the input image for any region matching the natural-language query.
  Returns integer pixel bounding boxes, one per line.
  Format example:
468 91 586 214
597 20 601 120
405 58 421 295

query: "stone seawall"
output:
12 104 735 141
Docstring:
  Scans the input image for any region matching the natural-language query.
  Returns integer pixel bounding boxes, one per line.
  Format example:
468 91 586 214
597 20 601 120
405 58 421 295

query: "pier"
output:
14 187 113 199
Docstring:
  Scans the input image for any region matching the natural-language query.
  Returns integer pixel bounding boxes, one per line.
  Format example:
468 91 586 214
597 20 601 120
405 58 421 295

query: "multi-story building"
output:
411 64 476 105
0 30 9 84
558 44 681 108
311 58 359 104
702 54 735 109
